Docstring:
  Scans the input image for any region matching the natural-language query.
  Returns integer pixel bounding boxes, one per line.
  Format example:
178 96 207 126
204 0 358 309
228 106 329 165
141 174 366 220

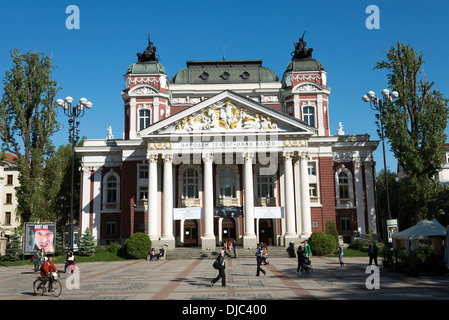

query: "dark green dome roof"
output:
171 60 279 84
285 58 325 73
126 61 166 75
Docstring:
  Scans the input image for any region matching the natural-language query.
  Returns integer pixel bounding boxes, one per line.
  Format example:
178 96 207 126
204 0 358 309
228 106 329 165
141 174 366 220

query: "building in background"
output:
76 35 379 249
0 153 20 255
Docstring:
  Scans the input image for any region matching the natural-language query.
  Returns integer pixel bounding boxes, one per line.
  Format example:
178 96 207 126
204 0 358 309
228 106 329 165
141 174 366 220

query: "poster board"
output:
23 222 56 254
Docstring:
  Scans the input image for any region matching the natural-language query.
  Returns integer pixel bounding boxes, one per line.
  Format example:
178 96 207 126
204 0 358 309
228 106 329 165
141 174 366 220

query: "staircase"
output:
165 246 294 260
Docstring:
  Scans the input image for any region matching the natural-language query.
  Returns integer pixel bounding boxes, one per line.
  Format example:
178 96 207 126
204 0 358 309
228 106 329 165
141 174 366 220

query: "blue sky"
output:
1 0 448 173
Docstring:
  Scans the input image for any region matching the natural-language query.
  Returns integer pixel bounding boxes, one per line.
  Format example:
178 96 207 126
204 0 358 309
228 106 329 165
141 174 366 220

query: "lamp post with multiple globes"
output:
362 89 398 243
56 96 93 250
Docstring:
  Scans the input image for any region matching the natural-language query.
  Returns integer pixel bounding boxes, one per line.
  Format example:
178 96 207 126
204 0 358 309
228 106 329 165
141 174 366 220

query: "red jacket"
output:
40 260 57 277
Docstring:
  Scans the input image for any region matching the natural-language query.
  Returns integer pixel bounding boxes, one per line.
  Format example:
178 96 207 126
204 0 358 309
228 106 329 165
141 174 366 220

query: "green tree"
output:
375 43 449 223
78 228 96 256
3 229 22 261
0 49 61 224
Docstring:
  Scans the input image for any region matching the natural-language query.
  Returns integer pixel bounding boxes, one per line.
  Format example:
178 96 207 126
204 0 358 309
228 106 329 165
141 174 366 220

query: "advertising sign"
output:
254 207 284 219
386 219 399 243
23 222 56 254
174 207 203 220
214 206 243 218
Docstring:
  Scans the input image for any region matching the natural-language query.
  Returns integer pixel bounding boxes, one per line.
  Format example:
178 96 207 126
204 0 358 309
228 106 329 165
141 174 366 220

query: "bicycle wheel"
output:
33 279 45 296
50 280 62 297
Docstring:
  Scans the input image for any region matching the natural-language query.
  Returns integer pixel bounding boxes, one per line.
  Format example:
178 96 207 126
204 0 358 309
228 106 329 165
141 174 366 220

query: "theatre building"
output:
76 35 379 249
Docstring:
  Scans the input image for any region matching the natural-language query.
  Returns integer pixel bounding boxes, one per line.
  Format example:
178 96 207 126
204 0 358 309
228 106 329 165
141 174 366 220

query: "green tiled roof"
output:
126 62 166 75
284 58 325 73
170 60 279 84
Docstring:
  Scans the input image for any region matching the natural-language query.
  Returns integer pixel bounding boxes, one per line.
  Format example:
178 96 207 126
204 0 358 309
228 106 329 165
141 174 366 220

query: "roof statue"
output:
291 31 313 60
137 33 159 62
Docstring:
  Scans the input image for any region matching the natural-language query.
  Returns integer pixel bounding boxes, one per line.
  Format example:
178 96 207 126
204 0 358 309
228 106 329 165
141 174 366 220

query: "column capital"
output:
282 151 295 161
147 153 159 163
243 152 255 162
298 151 309 161
202 152 214 163
161 153 173 163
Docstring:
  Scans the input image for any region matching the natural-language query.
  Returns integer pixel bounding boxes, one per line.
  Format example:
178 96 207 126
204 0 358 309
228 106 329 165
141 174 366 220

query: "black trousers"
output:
256 259 265 276
212 268 226 286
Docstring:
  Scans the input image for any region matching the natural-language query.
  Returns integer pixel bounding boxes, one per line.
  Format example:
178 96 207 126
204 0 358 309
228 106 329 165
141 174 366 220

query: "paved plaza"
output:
1 256 449 302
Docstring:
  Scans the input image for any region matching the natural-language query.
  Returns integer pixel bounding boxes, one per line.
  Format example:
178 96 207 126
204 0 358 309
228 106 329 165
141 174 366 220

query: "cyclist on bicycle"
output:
40 257 58 289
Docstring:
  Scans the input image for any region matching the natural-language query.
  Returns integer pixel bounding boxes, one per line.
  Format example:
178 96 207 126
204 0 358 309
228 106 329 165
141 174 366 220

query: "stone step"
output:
165 246 294 260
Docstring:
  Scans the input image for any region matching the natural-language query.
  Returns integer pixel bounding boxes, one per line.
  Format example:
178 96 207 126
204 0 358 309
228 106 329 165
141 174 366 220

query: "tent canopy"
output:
392 219 447 241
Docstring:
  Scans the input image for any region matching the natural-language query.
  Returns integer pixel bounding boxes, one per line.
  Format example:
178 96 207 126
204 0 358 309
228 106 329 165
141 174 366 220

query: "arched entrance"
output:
184 219 198 246
259 219 274 246
222 218 236 242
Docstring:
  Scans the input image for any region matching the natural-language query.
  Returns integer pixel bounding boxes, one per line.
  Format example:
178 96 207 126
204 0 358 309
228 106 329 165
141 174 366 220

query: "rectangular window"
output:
6 194 12 204
5 212 11 225
303 106 316 127
309 183 318 197
341 214 351 232
139 186 148 200
106 218 116 236
308 162 316 176
7 175 13 185
139 165 148 179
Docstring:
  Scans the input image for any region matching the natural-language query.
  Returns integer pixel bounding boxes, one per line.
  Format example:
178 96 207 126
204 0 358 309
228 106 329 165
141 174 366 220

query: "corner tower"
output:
280 33 331 136
122 34 170 140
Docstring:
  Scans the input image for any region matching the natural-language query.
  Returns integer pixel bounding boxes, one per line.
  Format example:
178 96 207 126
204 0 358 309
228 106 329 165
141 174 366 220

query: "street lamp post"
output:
362 89 398 242
56 96 93 250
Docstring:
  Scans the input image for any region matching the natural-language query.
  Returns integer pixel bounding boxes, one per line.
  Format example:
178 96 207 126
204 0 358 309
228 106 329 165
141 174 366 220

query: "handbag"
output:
212 259 220 269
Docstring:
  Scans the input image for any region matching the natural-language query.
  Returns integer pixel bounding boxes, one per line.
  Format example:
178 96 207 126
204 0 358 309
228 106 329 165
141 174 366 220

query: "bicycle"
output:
33 273 62 297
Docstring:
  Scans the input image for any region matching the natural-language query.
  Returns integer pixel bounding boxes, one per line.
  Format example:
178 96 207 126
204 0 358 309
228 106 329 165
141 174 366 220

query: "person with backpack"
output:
211 250 226 287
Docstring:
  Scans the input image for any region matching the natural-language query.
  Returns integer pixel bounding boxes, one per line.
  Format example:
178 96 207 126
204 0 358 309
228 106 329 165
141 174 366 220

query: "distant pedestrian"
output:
338 243 345 267
255 243 266 276
304 240 311 258
211 250 226 287
368 242 378 266
65 247 76 273
262 243 269 265
33 249 41 274
296 245 305 273
233 240 238 258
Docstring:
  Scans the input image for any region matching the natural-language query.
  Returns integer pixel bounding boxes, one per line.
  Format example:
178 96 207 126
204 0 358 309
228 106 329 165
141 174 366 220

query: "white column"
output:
243 152 257 248
354 162 367 234
202 153 215 249
283 151 298 245
147 154 159 241
364 161 377 233
162 154 175 248
300 153 312 238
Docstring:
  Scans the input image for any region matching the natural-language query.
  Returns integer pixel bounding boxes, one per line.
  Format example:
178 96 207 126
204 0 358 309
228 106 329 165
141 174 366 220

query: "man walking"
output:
211 250 226 287
256 243 266 276
368 242 378 266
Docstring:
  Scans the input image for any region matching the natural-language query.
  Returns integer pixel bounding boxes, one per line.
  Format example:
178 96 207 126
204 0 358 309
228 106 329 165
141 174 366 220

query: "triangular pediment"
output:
140 90 315 137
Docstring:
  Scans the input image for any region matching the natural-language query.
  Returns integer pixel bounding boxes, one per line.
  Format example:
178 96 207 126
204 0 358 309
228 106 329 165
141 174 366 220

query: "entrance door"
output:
184 220 198 246
259 219 274 246
222 218 236 242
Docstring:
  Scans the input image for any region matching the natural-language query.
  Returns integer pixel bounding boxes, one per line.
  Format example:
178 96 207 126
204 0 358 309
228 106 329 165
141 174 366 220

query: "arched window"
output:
182 168 199 199
219 167 236 198
107 175 118 203
338 172 349 199
139 109 151 131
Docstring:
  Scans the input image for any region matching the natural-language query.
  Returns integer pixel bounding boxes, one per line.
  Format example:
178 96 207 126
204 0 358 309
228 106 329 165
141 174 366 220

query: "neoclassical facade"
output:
76 36 379 249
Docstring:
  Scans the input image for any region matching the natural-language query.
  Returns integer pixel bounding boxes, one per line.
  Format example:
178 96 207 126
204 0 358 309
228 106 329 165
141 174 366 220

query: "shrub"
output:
325 221 339 244
308 232 337 256
107 241 121 254
124 232 152 259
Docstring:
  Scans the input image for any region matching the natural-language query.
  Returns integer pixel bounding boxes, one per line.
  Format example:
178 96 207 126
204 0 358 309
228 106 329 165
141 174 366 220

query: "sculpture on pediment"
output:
292 31 313 60
137 33 159 62
337 122 345 135
175 101 277 132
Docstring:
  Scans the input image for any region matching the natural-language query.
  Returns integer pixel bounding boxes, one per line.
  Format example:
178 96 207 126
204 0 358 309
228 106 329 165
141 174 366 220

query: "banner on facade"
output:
174 207 203 220
254 207 284 219
214 206 243 218
23 222 56 254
